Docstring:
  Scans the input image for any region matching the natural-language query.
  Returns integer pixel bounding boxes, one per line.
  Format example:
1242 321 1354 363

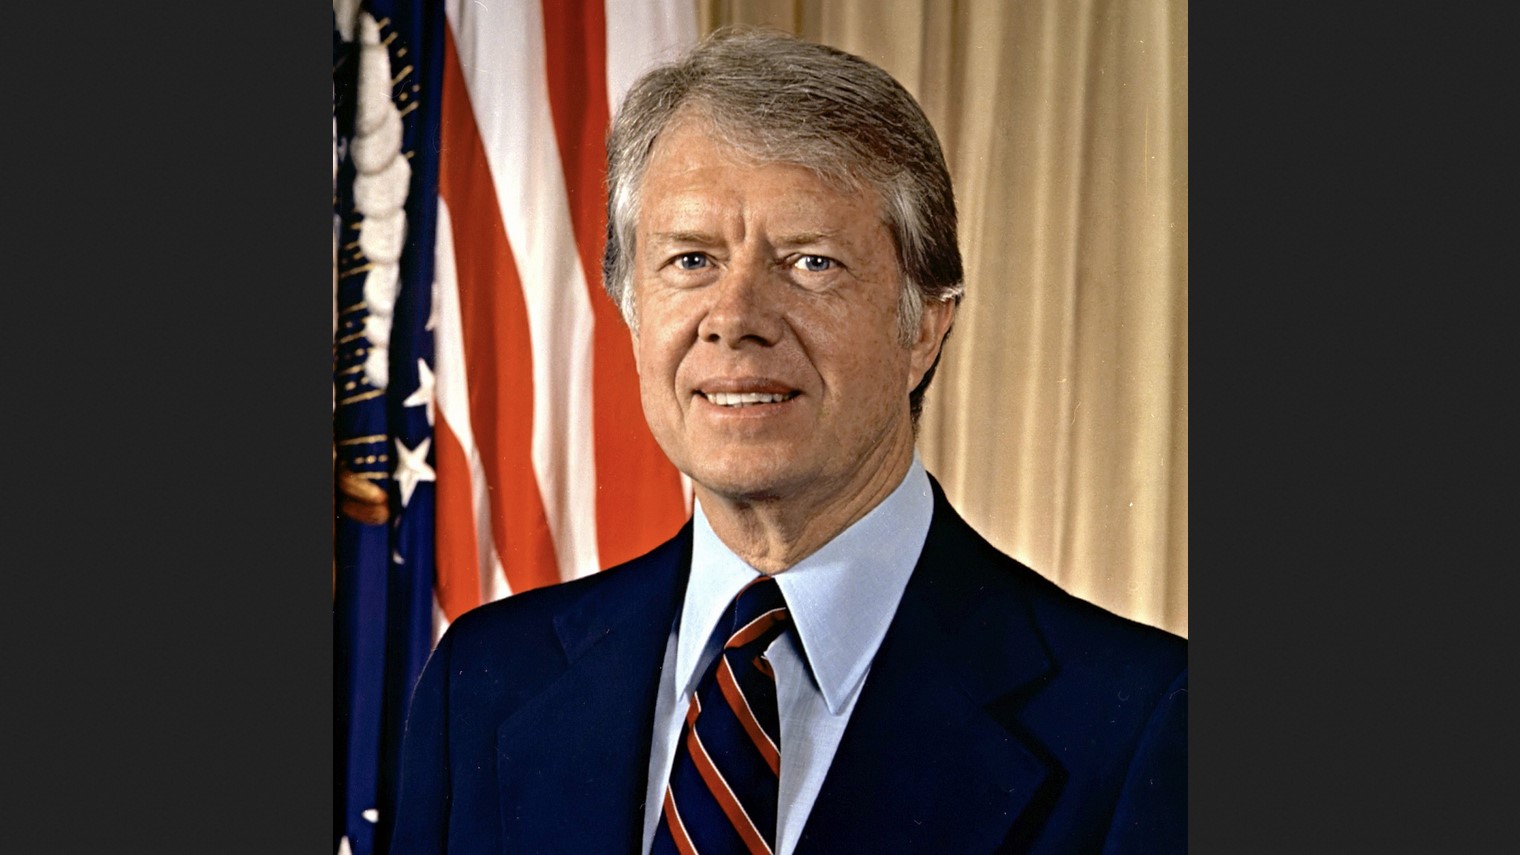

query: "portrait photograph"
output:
333 1 1187 852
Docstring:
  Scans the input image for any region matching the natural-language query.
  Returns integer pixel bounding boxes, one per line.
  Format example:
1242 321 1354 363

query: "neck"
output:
695 445 916 574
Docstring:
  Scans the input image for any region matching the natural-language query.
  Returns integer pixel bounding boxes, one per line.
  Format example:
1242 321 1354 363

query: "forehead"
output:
636 118 885 229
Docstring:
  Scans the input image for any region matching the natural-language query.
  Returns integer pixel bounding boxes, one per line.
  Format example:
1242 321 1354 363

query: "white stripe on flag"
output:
604 1 699 115
606 2 697 516
433 197 511 604
432 596 450 646
447 0 601 582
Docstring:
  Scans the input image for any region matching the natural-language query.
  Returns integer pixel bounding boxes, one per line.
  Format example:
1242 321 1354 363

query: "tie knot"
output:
725 576 789 652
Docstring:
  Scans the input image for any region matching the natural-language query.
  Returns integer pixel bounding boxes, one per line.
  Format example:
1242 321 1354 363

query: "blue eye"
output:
795 255 835 272
674 253 708 270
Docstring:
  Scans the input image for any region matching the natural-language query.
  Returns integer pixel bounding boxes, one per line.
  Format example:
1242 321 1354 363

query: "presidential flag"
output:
334 2 695 853
333 1 443 854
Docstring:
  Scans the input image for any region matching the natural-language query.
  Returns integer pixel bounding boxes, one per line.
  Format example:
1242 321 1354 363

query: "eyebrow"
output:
773 231 840 248
644 229 844 251
648 230 722 247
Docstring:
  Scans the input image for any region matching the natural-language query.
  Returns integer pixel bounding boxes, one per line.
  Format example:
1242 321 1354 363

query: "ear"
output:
906 298 957 391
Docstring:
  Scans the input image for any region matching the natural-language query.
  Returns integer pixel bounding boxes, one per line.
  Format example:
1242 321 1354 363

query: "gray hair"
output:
603 26 964 422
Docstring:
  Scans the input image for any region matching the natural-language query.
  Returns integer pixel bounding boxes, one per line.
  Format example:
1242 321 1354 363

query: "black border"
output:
1194 7 1512 852
5 5 333 851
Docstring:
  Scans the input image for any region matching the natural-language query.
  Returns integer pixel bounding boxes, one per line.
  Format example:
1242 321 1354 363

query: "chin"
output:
687 458 801 504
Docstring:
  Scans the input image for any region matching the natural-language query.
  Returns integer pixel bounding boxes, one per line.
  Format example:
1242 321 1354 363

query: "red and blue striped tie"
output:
653 577 790 855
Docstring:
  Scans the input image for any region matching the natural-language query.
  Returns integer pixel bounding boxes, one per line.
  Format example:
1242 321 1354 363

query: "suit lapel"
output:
494 526 691 854
798 486 1055 853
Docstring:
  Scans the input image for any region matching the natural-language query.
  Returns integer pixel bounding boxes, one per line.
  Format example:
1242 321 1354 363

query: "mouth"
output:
700 390 801 408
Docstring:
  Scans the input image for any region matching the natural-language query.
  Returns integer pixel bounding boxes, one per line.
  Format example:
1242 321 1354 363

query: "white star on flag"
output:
393 436 435 507
402 358 436 426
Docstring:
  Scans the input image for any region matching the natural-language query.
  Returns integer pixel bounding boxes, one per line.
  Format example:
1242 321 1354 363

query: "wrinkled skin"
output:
629 118 955 572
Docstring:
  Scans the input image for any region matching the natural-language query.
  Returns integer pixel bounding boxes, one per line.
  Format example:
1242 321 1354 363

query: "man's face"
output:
629 119 951 511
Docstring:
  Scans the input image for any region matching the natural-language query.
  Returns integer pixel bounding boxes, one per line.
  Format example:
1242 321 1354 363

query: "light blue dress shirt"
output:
640 456 934 855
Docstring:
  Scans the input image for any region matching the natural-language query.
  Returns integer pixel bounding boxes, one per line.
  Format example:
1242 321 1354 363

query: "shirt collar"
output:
676 456 934 714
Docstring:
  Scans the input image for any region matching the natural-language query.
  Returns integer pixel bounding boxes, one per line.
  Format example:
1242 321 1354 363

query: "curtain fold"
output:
699 0 1188 636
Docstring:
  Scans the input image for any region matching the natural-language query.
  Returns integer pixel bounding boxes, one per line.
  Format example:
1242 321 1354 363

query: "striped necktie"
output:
653 576 790 855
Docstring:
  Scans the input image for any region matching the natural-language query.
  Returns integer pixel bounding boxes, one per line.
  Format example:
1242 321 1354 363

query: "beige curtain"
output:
698 0 1188 637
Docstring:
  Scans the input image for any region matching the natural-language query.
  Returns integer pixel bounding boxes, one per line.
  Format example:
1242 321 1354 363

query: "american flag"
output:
430 0 695 629
334 2 695 853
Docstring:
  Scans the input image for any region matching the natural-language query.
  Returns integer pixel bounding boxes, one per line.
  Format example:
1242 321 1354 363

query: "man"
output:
392 28 1185 854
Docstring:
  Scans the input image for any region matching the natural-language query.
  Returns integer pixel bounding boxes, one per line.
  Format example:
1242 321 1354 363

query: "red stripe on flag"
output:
541 0 688 571
439 25 560 594
433 411 483 620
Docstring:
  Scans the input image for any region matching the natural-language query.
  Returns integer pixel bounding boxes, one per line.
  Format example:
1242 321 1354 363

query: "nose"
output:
697 257 783 347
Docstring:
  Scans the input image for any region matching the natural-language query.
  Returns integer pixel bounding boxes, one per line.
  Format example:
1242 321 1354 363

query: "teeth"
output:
705 391 791 407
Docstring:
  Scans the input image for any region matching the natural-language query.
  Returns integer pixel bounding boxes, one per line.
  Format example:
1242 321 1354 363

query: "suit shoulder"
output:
1031 578 1187 672
928 494 1185 676
992 545 1185 674
439 525 691 659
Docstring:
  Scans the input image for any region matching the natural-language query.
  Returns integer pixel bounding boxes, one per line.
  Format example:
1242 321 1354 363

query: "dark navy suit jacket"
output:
391 476 1187 853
